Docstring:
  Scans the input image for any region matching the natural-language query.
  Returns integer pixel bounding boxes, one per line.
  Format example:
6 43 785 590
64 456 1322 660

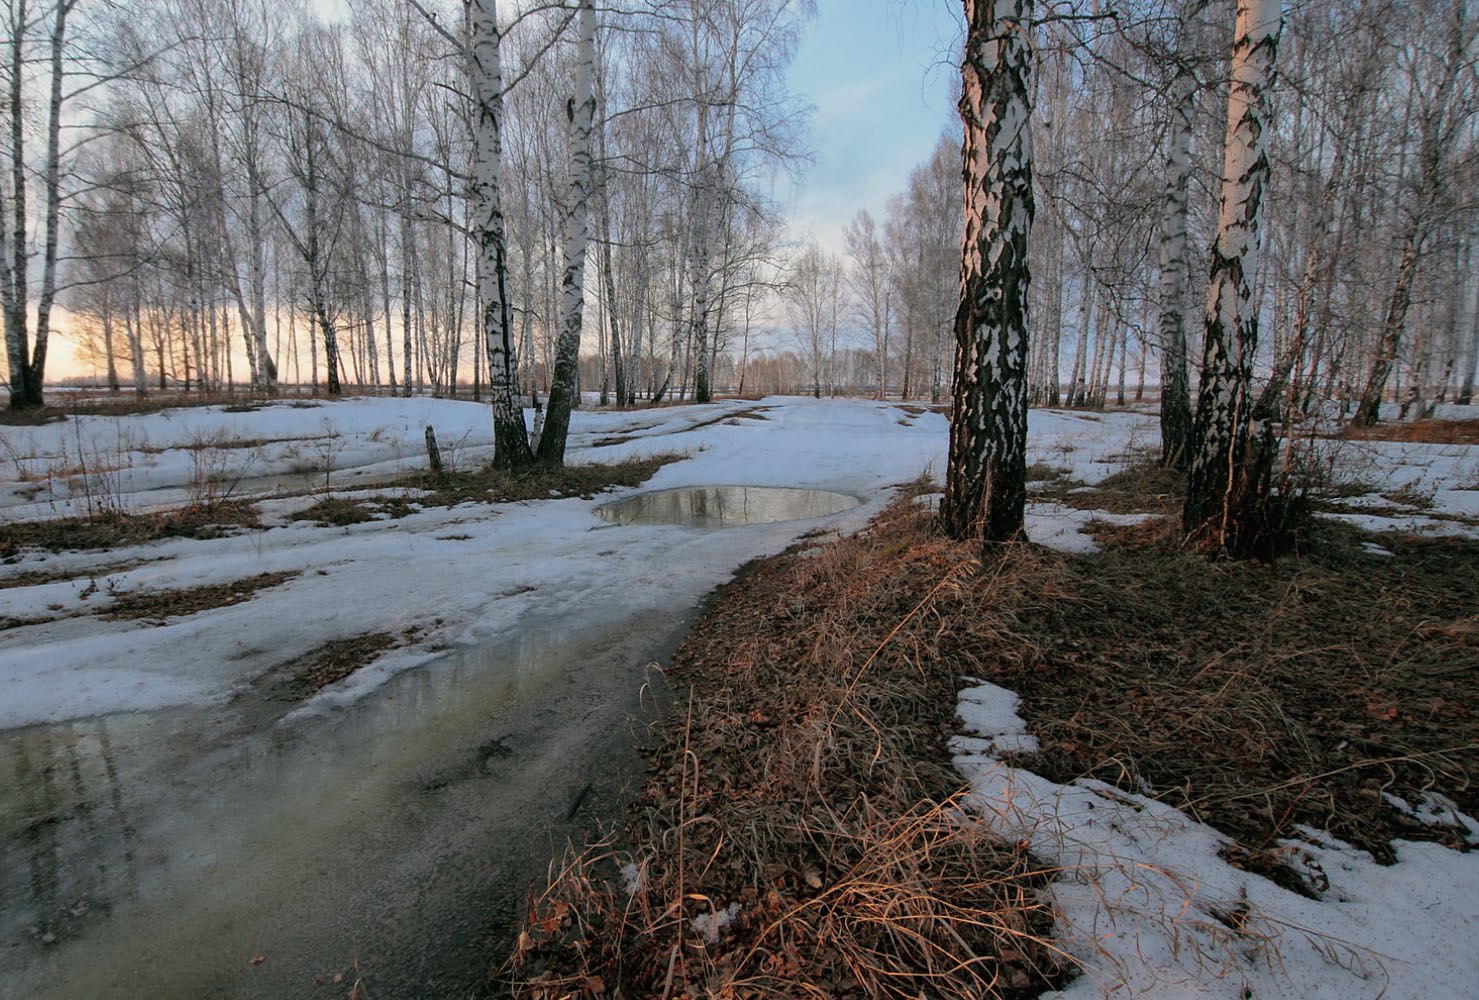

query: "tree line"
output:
2 0 810 440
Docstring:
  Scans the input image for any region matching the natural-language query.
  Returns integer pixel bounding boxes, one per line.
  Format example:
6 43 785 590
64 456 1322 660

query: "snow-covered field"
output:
0 395 1171 731
3 394 1477 998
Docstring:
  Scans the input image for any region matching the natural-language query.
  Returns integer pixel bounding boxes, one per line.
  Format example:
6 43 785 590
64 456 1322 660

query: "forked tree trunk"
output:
1183 0 1282 550
537 0 596 466
469 0 533 468
942 0 1034 544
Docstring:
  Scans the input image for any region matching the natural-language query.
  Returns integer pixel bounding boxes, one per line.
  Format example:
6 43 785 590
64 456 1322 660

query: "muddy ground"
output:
3 609 686 1000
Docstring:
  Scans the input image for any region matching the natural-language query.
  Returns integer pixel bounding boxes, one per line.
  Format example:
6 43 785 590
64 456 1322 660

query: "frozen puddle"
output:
597 485 858 527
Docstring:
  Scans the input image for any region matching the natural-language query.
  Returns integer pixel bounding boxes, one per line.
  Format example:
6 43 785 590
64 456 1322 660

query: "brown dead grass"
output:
101 570 298 621
510 469 1479 994
0 391 311 426
0 557 160 591
1016 519 1479 871
508 489 1069 999
239 631 402 705
1 501 262 554
283 633 399 699
1030 455 1183 517
1340 417 1479 445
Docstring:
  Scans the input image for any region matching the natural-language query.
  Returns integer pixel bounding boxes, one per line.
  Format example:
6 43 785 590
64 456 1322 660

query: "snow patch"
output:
954 681 1479 998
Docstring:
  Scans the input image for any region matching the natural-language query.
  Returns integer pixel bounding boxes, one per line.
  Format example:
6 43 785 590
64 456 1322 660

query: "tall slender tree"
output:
468 0 534 467
1182 0 1282 550
942 0 1035 543
1154 0 1208 468
537 0 596 465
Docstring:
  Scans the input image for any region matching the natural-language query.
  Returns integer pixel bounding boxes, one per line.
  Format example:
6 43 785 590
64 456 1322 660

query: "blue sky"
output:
783 0 962 251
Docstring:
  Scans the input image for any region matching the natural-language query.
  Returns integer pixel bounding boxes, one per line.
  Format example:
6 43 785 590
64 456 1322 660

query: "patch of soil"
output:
1341 418 1479 445
1032 457 1182 516
508 487 1068 999
0 557 160 591
0 391 317 425
101 570 298 621
136 434 328 454
251 633 399 704
681 404 773 432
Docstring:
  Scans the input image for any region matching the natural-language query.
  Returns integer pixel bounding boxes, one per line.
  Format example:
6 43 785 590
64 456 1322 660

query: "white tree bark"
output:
468 0 533 467
1155 5 1202 467
942 0 1035 543
1183 0 1282 547
536 0 596 465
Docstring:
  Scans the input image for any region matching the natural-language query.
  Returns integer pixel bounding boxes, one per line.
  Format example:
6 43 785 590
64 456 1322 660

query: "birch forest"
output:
2 0 1476 428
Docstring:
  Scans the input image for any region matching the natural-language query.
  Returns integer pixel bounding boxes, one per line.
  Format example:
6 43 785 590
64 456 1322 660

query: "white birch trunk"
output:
1183 0 1282 548
1156 34 1198 466
535 0 595 466
942 0 1035 543
468 0 533 467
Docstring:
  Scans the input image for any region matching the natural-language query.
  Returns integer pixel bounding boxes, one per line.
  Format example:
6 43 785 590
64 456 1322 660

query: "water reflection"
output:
0 624 632 997
596 486 857 528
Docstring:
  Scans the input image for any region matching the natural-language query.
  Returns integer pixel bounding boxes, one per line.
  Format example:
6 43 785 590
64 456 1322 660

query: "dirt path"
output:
2 610 687 1000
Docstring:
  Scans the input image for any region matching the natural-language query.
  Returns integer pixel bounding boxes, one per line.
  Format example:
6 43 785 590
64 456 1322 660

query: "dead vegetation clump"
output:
1340 417 1479 445
100 570 298 621
507 492 1071 999
238 630 408 706
993 510 1478 882
0 390 301 426
1031 455 1183 516
1 501 262 554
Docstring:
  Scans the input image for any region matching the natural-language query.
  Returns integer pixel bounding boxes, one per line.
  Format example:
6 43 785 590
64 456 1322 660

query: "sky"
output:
782 0 962 253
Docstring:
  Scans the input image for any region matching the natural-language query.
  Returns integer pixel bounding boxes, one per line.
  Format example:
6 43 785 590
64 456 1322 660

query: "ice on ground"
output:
954 682 1479 999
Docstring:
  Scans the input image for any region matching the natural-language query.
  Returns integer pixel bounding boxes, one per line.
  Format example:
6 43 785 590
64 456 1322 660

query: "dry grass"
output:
245 632 402 704
0 390 306 426
1340 417 1479 445
1029 454 1182 517
507 489 1070 999
1 501 262 555
508 465 1478 995
100 570 298 621
1009 520 1479 871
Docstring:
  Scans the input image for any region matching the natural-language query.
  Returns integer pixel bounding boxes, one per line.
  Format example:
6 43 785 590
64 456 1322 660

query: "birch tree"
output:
941 0 1035 544
1352 0 1474 426
3 0 77 410
1154 0 1208 468
786 241 842 398
468 0 533 467
536 0 595 466
845 209 891 399
1182 0 1282 550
